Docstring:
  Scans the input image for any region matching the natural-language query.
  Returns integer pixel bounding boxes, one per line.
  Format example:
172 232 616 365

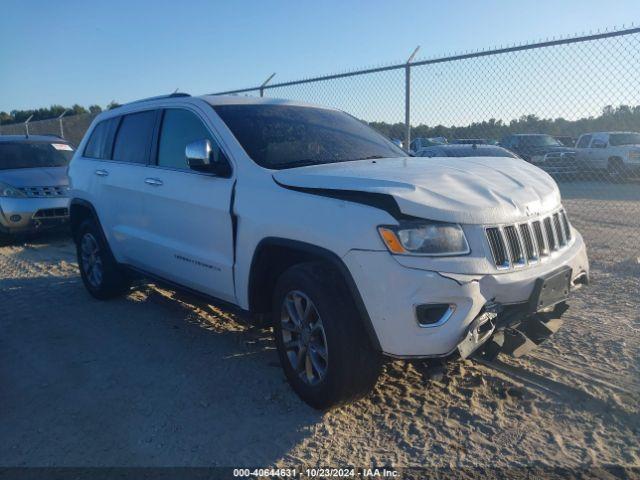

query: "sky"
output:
1 0 639 114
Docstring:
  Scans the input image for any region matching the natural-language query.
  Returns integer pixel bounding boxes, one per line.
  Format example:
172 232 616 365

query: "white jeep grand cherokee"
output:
68 94 589 409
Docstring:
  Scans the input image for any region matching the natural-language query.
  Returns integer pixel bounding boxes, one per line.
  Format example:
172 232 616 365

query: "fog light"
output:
416 303 455 327
10 215 21 222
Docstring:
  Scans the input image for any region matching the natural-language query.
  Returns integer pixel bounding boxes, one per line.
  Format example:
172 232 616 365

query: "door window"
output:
576 135 592 149
112 110 157 164
157 109 226 170
84 117 119 159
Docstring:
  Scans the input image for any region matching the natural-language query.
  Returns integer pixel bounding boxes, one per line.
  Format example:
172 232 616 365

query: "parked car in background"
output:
554 135 576 148
0 135 73 241
416 144 518 158
390 138 404 149
452 138 488 145
68 94 588 409
409 136 447 153
574 131 640 179
500 134 578 180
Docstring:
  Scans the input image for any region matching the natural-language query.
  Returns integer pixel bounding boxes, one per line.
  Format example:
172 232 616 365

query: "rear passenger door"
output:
136 107 236 303
98 110 160 265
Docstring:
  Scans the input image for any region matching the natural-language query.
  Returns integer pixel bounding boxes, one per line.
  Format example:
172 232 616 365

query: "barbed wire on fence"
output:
210 26 640 255
2 26 638 256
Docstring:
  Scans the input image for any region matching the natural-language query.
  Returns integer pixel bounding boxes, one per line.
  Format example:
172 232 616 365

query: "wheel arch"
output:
69 199 112 257
248 237 382 351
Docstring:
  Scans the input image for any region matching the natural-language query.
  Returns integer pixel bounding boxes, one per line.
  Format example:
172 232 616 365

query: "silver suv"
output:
0 135 73 241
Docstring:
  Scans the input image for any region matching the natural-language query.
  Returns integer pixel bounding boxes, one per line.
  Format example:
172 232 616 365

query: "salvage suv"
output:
68 94 589 409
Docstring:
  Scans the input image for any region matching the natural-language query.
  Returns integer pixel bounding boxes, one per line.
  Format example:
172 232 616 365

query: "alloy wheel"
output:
80 232 103 288
280 290 329 386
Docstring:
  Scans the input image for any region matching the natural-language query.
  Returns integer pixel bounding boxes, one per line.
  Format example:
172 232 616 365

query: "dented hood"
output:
273 157 561 224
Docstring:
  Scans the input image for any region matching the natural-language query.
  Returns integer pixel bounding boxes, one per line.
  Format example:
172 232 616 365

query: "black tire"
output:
0 232 11 246
608 157 627 183
76 218 130 300
272 262 382 409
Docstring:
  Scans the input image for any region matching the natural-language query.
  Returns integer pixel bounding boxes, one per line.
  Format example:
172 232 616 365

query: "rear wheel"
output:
273 262 382 409
76 218 130 299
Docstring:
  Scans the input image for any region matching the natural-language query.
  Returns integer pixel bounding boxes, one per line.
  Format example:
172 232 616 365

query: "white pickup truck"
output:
68 94 589 409
575 131 640 178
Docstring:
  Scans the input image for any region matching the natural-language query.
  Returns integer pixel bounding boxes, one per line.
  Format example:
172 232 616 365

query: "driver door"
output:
136 107 236 303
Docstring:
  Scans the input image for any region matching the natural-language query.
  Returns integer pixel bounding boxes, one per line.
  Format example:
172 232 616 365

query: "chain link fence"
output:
1 27 637 267
216 27 640 267
0 112 98 147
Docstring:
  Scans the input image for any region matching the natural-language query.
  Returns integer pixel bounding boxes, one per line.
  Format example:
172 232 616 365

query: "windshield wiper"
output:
277 159 327 169
351 155 386 161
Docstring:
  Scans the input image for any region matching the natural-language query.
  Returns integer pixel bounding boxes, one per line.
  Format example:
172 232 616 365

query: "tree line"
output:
2 102 638 141
0 102 121 126
369 104 640 142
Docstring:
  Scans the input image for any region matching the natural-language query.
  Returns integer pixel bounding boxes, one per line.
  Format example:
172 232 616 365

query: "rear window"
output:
609 133 640 146
0 142 74 170
84 117 120 159
112 110 158 164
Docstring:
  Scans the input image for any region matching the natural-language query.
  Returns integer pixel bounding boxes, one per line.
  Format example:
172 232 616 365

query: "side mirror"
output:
185 139 231 176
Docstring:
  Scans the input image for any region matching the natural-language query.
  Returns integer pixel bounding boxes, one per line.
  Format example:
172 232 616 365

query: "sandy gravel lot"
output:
1 182 638 472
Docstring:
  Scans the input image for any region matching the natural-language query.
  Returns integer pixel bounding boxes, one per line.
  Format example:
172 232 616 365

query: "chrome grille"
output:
560 210 572 241
553 212 566 246
486 227 509 269
544 217 557 251
519 223 537 262
532 220 548 257
485 209 572 270
18 186 68 197
504 225 525 266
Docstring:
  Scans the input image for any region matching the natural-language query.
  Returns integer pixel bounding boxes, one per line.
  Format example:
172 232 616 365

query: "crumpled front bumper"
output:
0 197 70 235
343 230 589 358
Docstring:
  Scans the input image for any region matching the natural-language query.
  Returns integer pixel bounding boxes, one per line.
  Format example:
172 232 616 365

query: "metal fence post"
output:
24 114 34 137
405 47 420 150
57 109 69 139
259 73 276 97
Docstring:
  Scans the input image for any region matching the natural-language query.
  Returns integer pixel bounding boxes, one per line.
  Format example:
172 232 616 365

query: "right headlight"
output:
0 182 25 198
378 220 470 256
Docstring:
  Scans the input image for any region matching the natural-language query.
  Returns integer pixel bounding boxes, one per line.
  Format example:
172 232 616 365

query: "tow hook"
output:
457 302 502 359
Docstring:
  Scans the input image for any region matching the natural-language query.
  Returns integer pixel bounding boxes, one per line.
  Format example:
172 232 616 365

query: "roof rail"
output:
115 92 191 109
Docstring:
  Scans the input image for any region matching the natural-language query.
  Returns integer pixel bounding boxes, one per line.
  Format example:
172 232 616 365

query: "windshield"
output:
0 142 74 170
519 135 562 147
609 133 640 146
213 104 406 169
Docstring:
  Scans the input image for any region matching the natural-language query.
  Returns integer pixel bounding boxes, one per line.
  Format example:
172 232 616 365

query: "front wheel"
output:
76 218 130 300
608 158 627 182
273 262 382 409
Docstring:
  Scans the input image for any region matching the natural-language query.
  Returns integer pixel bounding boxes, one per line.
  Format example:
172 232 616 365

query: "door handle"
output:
94 169 109 177
144 178 163 186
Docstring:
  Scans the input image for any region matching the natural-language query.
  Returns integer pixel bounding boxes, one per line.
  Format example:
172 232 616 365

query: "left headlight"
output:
0 182 25 198
378 220 470 256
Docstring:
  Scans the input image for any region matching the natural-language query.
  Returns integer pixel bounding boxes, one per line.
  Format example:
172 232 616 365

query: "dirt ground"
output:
0 181 638 472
